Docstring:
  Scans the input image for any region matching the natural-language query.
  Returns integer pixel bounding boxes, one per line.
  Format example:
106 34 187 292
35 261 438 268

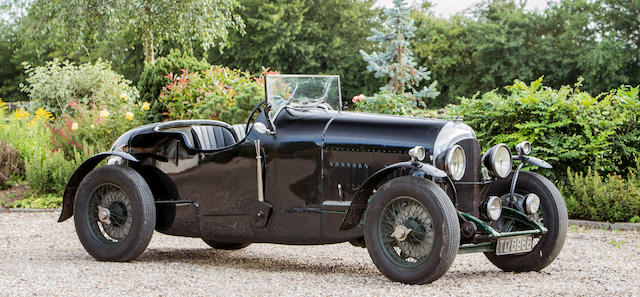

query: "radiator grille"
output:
454 138 482 217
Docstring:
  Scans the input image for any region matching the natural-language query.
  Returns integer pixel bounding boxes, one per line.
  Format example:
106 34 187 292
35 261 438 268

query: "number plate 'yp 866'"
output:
495 235 534 255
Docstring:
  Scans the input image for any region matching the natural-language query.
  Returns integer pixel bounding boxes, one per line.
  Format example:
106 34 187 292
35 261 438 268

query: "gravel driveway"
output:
0 212 638 296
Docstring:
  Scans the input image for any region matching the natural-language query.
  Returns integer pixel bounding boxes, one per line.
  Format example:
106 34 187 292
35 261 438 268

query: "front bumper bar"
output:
457 207 548 254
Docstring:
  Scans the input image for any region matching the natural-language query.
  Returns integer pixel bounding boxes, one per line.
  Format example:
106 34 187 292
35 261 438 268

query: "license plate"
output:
495 235 534 255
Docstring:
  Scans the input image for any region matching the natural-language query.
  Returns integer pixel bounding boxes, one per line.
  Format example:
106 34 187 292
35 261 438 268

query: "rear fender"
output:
57 152 140 222
339 161 446 231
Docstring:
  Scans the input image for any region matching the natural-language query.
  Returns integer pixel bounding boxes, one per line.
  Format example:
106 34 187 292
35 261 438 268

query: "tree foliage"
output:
208 0 380 101
412 0 640 106
360 0 438 104
18 0 245 64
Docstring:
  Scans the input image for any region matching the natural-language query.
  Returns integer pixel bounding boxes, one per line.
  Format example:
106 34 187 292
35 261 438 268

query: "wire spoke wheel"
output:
484 171 567 272
378 196 435 268
87 183 133 246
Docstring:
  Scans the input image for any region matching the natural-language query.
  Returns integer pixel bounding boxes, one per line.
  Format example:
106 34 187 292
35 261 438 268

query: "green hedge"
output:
562 168 640 223
447 78 640 222
447 78 640 181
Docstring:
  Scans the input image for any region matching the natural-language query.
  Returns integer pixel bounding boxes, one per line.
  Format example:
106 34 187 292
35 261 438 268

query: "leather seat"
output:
191 125 237 150
231 124 250 140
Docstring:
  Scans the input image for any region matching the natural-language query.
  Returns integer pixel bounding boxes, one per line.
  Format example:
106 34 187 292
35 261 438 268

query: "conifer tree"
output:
360 0 439 104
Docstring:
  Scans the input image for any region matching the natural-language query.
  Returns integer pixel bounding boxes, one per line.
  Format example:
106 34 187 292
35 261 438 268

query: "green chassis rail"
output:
457 207 548 254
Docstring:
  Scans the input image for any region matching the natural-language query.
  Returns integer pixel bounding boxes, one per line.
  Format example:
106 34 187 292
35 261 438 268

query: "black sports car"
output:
58 75 567 284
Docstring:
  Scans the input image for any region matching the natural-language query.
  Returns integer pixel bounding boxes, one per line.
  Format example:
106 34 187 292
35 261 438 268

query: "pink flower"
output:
352 94 365 103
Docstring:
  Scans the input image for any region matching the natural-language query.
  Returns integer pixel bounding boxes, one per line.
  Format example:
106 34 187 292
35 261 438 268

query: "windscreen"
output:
265 75 341 121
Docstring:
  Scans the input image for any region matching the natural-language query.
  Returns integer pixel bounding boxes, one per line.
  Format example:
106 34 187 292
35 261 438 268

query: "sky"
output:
375 0 558 17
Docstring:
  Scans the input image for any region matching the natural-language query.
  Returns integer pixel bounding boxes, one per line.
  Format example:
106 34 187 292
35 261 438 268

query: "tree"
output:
208 0 380 100
360 0 438 105
18 0 245 64
411 4 475 106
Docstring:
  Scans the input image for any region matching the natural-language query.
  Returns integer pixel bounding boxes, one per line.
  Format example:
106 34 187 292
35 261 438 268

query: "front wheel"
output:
73 165 156 261
364 176 460 284
484 171 567 272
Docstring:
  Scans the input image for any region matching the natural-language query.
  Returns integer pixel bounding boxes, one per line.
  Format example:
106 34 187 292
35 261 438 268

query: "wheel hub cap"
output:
390 225 412 241
97 206 111 225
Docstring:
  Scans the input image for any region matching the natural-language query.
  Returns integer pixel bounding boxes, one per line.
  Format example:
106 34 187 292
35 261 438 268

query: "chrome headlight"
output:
485 196 502 221
408 146 426 161
482 143 512 178
515 141 531 155
445 145 466 181
524 193 540 214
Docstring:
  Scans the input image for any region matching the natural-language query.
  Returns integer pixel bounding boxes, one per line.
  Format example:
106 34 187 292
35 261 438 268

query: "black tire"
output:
364 176 460 284
73 165 156 261
484 171 568 272
202 238 251 250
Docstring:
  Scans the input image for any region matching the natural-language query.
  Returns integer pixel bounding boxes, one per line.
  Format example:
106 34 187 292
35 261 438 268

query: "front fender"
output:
339 161 447 231
57 152 140 222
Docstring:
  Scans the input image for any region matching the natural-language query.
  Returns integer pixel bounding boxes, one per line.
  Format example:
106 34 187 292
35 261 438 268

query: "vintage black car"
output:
58 75 567 284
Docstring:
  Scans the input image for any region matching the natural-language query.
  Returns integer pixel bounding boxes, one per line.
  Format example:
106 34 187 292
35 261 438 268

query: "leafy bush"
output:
138 50 211 121
447 78 640 181
352 90 415 116
21 60 139 115
12 193 62 209
0 107 52 168
0 140 24 185
562 167 640 222
25 149 83 196
159 67 263 124
50 100 148 158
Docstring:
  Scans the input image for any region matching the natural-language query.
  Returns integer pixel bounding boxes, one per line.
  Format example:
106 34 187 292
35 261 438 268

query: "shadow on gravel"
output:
137 248 382 278
135 248 512 283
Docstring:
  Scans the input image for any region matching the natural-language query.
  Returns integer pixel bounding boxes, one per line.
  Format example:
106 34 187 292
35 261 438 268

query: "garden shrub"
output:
12 193 63 209
21 59 139 115
50 100 148 159
447 78 640 181
25 149 84 196
0 140 23 185
352 89 415 116
562 167 640 222
159 67 263 124
137 50 211 121
0 107 52 167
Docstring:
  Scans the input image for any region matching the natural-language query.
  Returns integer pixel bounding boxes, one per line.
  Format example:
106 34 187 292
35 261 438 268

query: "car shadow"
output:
135 247 513 283
136 248 382 278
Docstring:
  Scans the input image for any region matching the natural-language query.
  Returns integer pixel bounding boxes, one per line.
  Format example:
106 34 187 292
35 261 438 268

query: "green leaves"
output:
17 0 244 64
448 78 640 181
207 0 380 100
158 66 263 124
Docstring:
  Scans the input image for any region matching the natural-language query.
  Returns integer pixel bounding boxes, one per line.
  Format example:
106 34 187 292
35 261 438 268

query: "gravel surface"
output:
0 213 638 296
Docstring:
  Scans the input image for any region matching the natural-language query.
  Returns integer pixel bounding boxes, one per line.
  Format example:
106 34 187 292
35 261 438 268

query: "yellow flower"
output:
14 108 30 120
99 109 110 119
0 98 7 111
141 102 150 110
125 111 134 120
71 122 79 131
34 108 54 121
120 93 128 100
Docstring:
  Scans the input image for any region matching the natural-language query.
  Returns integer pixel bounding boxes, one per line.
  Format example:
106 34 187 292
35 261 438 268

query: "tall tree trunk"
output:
143 29 155 64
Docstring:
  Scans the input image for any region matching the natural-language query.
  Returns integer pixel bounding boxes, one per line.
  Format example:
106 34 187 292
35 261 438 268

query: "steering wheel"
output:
244 100 267 136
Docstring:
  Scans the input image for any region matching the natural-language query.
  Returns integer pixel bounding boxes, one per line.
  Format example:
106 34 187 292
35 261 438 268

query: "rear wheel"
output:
202 239 251 250
74 165 156 261
364 176 460 284
484 171 567 271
